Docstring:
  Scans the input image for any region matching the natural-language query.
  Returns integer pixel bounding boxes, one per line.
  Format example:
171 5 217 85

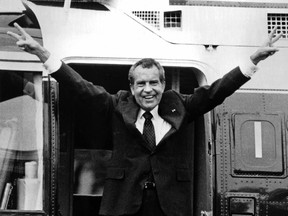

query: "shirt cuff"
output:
239 57 259 78
43 54 62 74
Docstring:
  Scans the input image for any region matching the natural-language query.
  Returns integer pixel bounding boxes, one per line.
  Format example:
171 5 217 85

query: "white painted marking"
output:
254 122 262 158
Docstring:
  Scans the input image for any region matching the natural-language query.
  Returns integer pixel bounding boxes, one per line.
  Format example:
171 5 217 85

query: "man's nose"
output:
143 83 152 92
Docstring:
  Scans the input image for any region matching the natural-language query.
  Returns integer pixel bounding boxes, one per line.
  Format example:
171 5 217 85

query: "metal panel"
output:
231 113 284 175
226 192 259 216
214 90 288 216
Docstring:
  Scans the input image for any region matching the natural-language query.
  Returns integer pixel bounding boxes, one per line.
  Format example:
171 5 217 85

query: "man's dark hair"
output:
128 58 165 85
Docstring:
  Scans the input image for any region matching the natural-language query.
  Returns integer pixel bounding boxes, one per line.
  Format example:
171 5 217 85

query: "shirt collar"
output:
138 106 159 120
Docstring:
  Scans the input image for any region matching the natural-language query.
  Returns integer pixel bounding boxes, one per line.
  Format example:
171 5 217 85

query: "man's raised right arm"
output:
7 23 51 63
7 23 62 73
7 23 111 104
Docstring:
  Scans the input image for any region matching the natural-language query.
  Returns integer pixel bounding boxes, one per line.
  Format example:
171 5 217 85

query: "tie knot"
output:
143 111 153 120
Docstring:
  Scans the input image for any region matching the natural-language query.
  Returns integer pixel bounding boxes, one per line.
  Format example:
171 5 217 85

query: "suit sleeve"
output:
51 62 115 149
51 62 115 112
183 66 250 118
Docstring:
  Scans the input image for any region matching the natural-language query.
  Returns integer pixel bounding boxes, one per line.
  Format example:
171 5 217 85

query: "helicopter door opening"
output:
57 62 211 216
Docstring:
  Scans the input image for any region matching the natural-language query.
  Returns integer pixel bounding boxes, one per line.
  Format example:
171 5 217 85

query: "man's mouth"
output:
144 95 154 100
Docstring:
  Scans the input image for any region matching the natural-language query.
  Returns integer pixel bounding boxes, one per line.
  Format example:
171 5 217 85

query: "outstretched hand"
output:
7 23 50 63
250 26 282 65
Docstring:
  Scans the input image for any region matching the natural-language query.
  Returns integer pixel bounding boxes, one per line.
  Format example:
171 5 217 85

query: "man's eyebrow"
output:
135 80 145 84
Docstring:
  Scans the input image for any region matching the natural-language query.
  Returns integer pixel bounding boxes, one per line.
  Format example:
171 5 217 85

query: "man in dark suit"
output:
8 23 281 216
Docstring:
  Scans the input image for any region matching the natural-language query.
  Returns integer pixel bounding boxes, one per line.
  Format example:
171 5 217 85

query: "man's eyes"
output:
136 81 159 87
136 82 145 87
150 81 159 85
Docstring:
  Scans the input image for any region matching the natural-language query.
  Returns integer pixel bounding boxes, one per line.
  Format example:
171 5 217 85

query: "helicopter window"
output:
8 14 39 29
0 70 44 211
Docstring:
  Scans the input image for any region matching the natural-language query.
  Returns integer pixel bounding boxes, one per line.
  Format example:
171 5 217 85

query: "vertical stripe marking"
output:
254 122 262 158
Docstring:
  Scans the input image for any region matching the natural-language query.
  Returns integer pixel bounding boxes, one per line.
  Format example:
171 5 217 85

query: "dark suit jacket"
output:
52 63 249 216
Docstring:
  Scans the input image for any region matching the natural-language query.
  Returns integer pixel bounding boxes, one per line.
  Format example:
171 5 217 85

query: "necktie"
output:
143 112 156 151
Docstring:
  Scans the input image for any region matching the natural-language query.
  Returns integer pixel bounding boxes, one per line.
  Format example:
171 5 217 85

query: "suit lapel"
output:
158 91 185 131
118 94 139 131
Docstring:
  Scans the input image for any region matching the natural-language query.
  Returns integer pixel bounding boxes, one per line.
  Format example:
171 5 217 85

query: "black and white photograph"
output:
0 0 288 215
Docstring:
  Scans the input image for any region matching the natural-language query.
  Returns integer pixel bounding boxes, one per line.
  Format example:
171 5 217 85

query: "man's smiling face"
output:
130 65 165 111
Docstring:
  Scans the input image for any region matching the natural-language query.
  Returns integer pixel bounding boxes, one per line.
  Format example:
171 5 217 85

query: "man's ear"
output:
130 84 135 96
162 81 166 92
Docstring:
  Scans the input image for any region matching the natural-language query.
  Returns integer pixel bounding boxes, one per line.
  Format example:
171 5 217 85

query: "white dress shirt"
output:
135 106 172 145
